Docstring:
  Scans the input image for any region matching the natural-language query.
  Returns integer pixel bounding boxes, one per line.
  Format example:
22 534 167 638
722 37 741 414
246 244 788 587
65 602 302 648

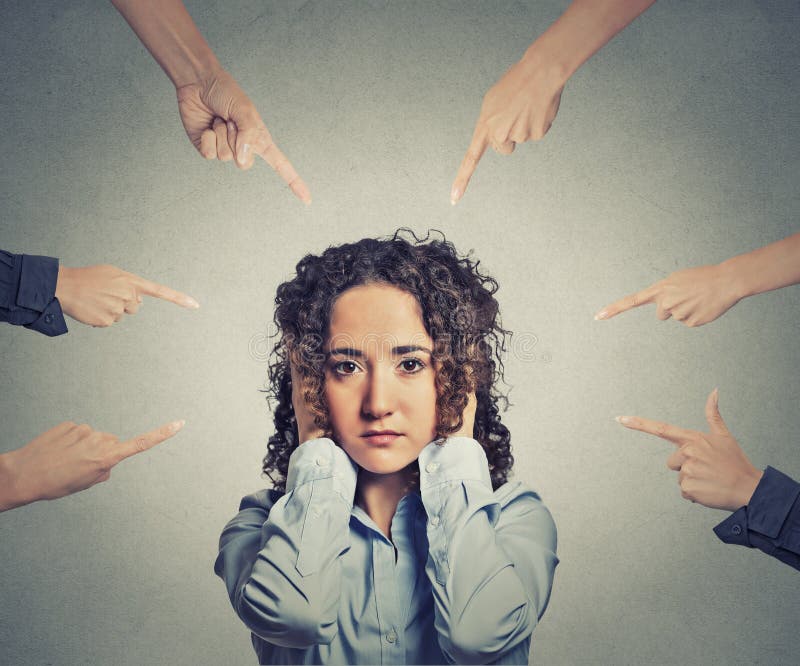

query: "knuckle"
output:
76 424 93 438
135 437 148 453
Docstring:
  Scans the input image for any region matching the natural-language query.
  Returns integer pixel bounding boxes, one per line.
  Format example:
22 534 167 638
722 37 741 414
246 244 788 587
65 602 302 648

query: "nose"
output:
361 367 395 420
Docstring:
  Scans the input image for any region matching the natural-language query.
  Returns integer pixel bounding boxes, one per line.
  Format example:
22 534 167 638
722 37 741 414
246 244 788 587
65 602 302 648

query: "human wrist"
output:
0 451 33 511
520 41 571 90
170 52 223 90
717 254 754 302
736 467 764 509
54 265 75 315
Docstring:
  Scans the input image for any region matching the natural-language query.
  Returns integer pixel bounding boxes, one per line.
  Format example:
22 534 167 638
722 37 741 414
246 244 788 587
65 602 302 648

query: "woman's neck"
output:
355 465 417 540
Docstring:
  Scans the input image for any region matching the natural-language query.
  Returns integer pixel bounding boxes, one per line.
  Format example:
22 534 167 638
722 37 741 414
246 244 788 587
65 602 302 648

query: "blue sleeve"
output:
0 249 67 336
214 439 358 648
714 466 800 571
418 437 558 665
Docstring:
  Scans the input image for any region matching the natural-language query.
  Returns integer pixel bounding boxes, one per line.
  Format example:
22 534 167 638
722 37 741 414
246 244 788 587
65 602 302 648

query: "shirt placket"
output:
372 534 405 664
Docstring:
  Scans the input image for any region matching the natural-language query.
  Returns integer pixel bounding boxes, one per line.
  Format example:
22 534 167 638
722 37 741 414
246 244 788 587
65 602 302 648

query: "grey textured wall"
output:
1 1 798 664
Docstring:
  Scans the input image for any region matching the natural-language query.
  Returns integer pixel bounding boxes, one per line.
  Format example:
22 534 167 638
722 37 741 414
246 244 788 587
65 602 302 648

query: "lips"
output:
361 430 402 446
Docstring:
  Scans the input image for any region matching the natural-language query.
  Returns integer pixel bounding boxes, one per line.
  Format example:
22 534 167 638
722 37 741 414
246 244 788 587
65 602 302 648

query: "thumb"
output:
704 388 731 435
230 107 265 169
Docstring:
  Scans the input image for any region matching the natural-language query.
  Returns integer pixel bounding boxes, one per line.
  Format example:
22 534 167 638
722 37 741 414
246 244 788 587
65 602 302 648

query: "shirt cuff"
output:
285 438 358 504
746 466 800 538
23 298 68 337
714 507 752 547
418 436 493 490
18 254 59 310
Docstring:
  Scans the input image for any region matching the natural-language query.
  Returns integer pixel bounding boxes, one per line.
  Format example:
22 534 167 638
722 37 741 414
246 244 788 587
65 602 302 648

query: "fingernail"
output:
450 186 461 205
137 295 143 303
183 297 200 309
594 310 608 321
616 416 632 425
170 419 186 432
713 387 719 406
238 143 250 163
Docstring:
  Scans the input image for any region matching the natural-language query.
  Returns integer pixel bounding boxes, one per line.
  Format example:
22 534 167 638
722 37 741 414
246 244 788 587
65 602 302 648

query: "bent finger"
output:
213 118 233 161
666 447 689 471
492 139 516 156
451 124 489 205
594 284 660 321
113 420 185 464
199 128 217 160
131 276 199 309
616 415 695 445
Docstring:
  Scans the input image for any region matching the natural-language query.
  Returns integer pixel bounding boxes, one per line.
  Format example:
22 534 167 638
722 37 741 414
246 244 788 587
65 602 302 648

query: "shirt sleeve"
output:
713 466 800 571
214 438 358 648
0 249 67 336
418 436 558 665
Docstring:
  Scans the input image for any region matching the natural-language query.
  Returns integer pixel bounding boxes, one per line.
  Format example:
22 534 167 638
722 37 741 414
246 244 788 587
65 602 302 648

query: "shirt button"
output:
429 515 440 527
425 462 439 474
731 524 742 536
44 313 54 324
385 629 397 643
315 456 328 466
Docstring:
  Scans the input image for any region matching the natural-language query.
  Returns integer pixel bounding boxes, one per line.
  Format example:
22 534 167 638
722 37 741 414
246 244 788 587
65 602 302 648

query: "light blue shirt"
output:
214 437 558 665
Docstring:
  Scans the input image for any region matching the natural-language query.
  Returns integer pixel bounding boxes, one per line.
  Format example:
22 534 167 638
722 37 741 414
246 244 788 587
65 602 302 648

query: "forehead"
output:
326 283 431 350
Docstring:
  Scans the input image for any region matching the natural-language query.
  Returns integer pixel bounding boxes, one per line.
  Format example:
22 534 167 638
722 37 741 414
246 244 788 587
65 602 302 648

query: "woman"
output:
214 230 558 664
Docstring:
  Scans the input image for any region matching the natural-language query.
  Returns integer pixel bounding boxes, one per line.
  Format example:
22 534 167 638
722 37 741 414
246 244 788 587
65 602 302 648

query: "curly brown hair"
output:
262 229 514 492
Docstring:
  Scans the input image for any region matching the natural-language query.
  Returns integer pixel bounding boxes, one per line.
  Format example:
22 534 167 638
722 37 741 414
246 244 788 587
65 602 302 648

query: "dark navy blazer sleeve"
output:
0 249 67 336
714 466 800 571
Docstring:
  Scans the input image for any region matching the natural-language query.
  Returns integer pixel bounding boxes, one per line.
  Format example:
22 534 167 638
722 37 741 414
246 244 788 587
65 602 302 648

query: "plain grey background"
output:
1 1 798 664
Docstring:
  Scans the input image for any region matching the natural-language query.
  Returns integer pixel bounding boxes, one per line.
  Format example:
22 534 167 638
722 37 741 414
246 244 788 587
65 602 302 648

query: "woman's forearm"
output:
723 232 800 300
111 0 221 88
526 0 657 84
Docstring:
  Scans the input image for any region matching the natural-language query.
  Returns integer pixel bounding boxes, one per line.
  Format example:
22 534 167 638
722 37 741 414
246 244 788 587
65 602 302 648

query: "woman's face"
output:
323 283 438 475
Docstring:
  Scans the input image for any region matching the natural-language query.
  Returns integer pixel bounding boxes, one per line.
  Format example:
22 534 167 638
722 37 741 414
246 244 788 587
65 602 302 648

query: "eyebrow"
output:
326 345 433 358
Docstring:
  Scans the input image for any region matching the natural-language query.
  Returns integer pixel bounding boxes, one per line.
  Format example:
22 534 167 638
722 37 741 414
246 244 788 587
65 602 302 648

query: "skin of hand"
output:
617 389 763 511
450 0 657 204
594 262 743 327
450 51 565 205
0 419 185 512
111 0 310 204
55 264 199 327
291 365 325 445
176 69 311 204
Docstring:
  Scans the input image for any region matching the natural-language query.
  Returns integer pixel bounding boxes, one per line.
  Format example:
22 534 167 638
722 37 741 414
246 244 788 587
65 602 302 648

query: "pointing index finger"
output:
132 276 199 309
595 284 659 320
616 415 695 446
256 139 311 205
113 420 185 464
451 123 489 205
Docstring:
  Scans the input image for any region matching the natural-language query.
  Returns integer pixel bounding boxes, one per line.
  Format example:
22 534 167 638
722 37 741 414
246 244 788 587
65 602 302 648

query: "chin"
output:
342 444 420 476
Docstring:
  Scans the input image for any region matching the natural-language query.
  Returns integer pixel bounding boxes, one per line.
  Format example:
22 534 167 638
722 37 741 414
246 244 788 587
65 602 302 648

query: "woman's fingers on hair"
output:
113 420 185 464
451 124 489 205
213 118 233 161
616 415 695 446
199 128 217 159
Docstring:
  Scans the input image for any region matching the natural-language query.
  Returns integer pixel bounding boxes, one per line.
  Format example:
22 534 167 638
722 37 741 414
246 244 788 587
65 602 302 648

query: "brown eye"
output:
399 359 425 374
334 360 360 375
